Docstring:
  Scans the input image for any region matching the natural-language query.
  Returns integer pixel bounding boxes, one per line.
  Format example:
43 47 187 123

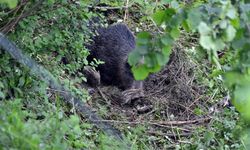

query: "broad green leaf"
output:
128 51 141 66
152 9 176 26
132 65 149 80
162 45 172 57
161 34 174 45
169 10 185 27
225 25 236 42
136 45 149 55
199 35 225 51
136 32 151 44
224 72 250 87
182 20 190 32
1 0 17 8
48 0 55 4
214 39 225 51
156 53 169 66
230 18 240 28
187 8 202 30
148 64 161 72
152 10 166 26
170 27 180 39
199 35 213 50
164 8 176 19
233 85 250 121
137 32 151 39
145 53 159 68
215 39 226 50
198 22 211 35
227 7 237 19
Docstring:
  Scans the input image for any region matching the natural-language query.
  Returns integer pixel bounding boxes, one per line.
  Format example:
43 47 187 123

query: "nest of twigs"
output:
89 38 213 145
144 43 206 120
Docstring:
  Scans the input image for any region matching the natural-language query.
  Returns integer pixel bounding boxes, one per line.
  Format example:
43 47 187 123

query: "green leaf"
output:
144 54 157 68
1 0 18 8
148 64 161 73
219 20 227 29
170 27 180 39
161 34 174 45
48 0 55 4
132 65 149 80
164 8 176 19
233 85 250 121
199 35 225 51
162 45 171 56
152 9 176 26
226 7 237 19
182 20 190 32
0 91 5 99
230 18 240 28
187 8 202 30
225 25 236 42
136 32 151 44
128 51 141 66
224 71 250 87
198 22 211 35
152 10 166 26
136 45 149 55
169 11 185 27
199 35 213 50
156 53 169 66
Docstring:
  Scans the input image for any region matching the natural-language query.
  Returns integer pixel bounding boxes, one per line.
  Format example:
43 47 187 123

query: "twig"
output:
123 0 129 21
97 87 111 105
147 131 193 138
88 5 129 10
1 0 44 34
157 117 211 125
94 117 212 126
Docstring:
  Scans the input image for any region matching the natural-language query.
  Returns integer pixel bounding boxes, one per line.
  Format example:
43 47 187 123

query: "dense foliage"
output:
129 0 250 145
130 0 250 120
0 1 105 149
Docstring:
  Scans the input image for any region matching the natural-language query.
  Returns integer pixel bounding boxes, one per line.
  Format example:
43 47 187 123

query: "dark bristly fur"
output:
87 24 143 90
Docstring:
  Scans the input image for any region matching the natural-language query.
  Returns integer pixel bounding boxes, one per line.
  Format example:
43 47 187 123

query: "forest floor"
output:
89 34 228 148
0 1 241 149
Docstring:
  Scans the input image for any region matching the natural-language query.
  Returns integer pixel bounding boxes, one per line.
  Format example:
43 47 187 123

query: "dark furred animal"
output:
87 24 142 91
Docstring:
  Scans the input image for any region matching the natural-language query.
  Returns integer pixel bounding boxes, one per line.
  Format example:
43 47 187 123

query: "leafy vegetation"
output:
131 0 250 113
0 0 249 149
128 0 250 147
